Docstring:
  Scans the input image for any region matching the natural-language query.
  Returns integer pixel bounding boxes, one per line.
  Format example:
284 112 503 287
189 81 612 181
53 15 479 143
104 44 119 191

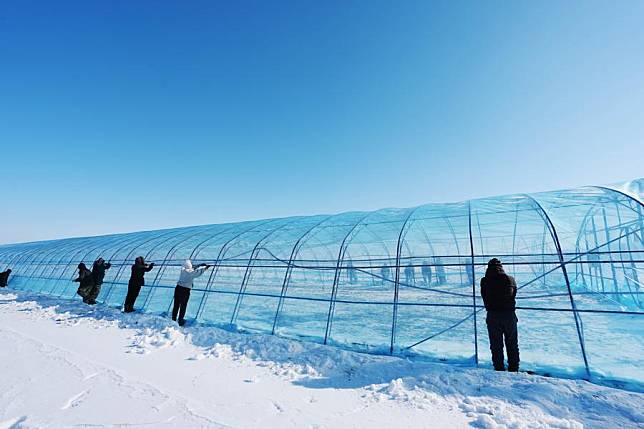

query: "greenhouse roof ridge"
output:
1 177 642 247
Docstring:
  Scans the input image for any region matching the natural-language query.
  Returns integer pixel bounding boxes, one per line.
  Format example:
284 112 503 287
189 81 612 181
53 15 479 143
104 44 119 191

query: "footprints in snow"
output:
60 389 90 410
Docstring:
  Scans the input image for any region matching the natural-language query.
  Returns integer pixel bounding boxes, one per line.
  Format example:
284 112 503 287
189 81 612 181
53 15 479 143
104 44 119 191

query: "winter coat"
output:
480 261 517 312
177 260 207 289
128 258 154 287
92 259 112 286
74 265 95 298
0 270 10 287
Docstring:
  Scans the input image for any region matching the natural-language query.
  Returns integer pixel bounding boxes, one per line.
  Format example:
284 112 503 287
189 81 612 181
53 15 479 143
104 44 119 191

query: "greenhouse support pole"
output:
324 213 371 345
18 242 64 282
593 185 644 292
467 201 479 366
141 227 214 310
120 230 185 305
31 241 80 289
512 205 519 278
590 216 606 293
272 216 332 335
60 233 144 298
46 240 103 294
102 229 179 303
601 207 620 297
193 219 275 321
390 207 420 354
525 195 591 379
231 219 297 325
50 235 127 295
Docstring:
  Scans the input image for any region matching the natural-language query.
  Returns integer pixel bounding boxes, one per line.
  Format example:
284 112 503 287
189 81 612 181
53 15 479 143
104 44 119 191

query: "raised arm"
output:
193 265 209 278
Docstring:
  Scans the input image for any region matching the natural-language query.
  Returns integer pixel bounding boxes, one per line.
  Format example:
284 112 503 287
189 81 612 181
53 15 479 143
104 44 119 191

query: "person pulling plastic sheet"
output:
0 269 11 287
480 258 520 372
74 263 95 304
88 258 111 304
124 256 154 313
172 260 210 326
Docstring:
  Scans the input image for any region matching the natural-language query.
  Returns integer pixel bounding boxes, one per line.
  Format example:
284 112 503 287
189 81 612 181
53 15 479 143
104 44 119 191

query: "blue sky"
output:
1 0 642 244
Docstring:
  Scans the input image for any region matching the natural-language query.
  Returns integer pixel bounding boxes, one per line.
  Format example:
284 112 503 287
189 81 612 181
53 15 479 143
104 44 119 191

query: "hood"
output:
485 258 505 277
183 259 193 270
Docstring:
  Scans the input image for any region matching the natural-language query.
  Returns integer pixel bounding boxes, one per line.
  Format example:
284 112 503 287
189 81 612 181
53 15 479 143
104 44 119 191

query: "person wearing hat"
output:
480 258 519 372
88 258 112 304
172 260 210 326
73 263 95 304
124 256 155 313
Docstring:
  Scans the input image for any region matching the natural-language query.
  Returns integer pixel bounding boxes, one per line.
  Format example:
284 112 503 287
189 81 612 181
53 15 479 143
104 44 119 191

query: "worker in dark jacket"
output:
434 257 447 284
421 261 432 286
88 258 111 304
74 263 95 304
123 256 154 313
0 269 11 287
481 258 519 372
404 263 416 286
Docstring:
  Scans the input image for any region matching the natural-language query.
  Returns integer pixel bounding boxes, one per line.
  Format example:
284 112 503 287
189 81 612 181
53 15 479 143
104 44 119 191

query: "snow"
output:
1 289 642 429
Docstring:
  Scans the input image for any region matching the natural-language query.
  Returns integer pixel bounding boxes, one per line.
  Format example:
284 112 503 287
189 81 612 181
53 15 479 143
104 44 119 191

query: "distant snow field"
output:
0 290 642 429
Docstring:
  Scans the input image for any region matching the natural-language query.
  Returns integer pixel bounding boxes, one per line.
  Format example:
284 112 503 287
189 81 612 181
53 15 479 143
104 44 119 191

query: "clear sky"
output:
1 0 642 244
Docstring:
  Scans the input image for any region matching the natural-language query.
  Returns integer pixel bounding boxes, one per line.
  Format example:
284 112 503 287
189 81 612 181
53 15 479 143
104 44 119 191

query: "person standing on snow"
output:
421 261 432 286
172 260 210 326
404 263 416 286
434 257 447 284
74 263 95 304
0 269 12 287
346 259 358 284
88 258 111 304
480 258 519 372
380 263 391 286
123 256 154 313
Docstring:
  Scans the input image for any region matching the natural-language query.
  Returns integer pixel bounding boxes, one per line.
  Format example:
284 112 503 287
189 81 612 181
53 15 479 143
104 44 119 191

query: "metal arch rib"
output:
523 193 591 379
102 229 181 302
141 225 225 309
229 217 305 324
271 214 334 335
390 205 424 354
324 211 375 345
193 218 278 320
144 223 241 310
467 201 479 365
591 185 644 209
591 185 644 244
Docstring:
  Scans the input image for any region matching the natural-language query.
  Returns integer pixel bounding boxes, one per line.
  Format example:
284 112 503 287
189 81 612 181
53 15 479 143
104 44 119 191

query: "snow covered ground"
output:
0 289 642 429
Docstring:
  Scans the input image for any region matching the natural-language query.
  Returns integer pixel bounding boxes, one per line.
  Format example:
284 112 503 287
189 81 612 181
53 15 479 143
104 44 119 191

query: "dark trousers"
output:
486 311 520 371
172 285 191 323
124 283 142 312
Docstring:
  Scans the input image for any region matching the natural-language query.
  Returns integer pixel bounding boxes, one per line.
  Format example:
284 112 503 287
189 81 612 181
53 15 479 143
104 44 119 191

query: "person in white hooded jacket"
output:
172 259 210 326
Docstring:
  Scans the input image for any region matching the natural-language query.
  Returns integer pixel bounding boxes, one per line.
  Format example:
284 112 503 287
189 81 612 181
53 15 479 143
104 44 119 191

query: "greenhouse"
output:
1 179 642 388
